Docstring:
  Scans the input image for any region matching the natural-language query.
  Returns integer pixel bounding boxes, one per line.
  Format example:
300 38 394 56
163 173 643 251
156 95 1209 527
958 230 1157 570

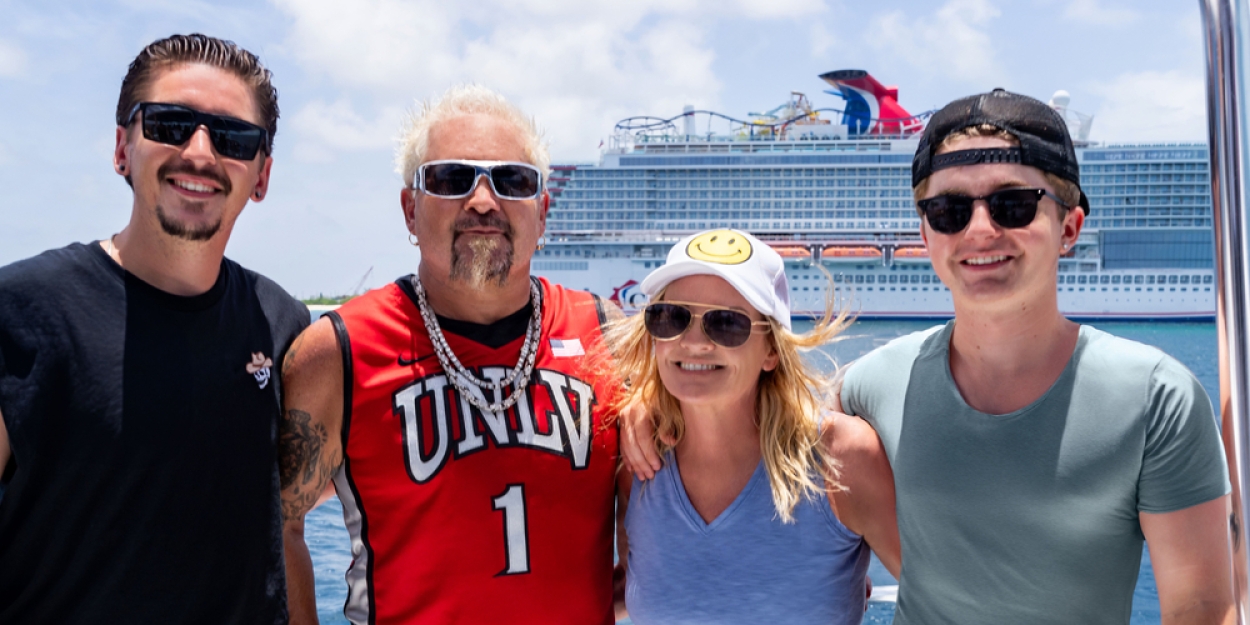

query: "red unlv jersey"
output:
326 276 620 625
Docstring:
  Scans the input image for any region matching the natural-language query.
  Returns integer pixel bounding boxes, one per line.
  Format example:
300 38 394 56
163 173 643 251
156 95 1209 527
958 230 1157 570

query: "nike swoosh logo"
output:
398 353 436 367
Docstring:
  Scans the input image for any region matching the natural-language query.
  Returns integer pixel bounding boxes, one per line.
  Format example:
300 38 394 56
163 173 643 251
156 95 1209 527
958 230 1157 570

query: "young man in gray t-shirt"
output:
620 89 1233 624
841 90 1232 624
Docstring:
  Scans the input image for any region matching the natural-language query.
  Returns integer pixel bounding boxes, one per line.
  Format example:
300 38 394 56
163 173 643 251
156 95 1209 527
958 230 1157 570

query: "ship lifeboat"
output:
820 246 883 262
893 247 929 261
772 247 812 261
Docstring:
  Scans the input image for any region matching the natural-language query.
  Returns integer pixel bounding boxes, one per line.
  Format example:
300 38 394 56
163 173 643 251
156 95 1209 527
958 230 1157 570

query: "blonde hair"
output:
912 123 1081 209
605 276 851 523
394 84 550 186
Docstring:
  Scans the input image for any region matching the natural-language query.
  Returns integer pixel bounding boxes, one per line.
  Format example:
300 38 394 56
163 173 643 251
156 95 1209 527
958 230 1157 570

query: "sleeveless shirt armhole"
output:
591 294 610 334
325 311 354 446
324 309 380 619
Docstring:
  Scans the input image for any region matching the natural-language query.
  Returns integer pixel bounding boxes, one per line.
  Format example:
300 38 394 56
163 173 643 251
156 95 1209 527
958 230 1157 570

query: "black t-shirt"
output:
0 242 309 624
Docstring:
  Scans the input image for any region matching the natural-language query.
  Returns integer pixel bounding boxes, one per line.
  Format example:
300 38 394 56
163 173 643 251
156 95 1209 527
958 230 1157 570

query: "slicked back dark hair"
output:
115 33 278 155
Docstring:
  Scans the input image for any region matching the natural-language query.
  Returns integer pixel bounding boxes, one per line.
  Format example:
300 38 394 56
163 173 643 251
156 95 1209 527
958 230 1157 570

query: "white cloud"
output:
1062 0 1138 26
270 0 821 162
732 0 825 19
810 22 837 59
0 38 28 78
866 0 1003 85
1090 70 1207 142
290 99 402 151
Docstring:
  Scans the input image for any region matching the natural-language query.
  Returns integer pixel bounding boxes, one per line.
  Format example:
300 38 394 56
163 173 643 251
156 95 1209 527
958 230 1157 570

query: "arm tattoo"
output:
282 331 307 373
278 408 335 520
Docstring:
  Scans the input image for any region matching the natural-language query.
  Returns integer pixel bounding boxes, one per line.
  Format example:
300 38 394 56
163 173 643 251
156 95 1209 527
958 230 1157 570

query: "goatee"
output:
156 204 222 241
450 214 514 288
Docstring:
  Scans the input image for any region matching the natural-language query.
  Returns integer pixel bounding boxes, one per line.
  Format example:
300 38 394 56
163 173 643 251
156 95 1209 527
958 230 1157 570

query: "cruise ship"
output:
532 70 1215 320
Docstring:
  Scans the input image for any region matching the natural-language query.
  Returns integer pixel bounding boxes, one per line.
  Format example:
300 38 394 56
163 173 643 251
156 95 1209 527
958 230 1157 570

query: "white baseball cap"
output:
640 228 792 330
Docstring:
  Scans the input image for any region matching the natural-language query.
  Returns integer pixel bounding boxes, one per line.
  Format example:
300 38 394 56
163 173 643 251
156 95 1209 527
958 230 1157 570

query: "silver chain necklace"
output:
410 275 542 412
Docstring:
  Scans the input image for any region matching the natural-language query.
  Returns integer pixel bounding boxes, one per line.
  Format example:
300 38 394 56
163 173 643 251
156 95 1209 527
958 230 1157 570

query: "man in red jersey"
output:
280 85 627 624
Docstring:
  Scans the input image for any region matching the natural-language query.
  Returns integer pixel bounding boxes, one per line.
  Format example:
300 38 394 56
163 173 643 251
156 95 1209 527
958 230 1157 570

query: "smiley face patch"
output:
686 229 753 265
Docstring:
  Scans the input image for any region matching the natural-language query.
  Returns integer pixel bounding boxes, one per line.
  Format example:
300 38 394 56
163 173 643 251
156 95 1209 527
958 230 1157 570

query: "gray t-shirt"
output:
841 321 1229 625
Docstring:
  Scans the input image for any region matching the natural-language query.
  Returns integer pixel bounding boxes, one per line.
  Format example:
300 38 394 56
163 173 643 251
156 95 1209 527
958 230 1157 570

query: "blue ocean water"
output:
305 319 1218 624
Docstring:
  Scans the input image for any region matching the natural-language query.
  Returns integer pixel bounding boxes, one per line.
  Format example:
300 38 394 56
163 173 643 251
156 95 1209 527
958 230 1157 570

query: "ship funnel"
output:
682 105 695 137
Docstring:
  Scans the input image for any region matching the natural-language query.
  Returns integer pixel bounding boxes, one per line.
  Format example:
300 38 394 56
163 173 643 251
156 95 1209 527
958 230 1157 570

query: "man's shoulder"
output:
223 258 309 334
537 277 606 326
0 243 112 317
839 323 946 427
848 323 947 377
225 259 304 310
0 242 102 290
335 279 410 322
1077 325 1176 384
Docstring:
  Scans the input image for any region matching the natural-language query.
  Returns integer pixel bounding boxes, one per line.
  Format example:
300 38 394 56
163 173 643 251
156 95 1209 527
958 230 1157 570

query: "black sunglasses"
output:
123 102 269 161
644 301 771 349
416 160 543 200
916 188 1069 235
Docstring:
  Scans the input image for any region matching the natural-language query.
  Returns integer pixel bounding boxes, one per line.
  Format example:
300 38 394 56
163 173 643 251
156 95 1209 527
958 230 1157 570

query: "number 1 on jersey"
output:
492 484 530 576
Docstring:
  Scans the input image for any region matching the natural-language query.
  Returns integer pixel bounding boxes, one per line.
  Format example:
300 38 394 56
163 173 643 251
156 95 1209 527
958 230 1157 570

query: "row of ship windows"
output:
551 221 912 231
553 206 1206 220
559 198 1206 210
562 188 913 199
568 178 910 190
799 274 1211 286
1088 218 1214 228
1086 181 1209 190
550 218 1211 231
574 167 911 179
565 162 1204 180
1088 196 1209 206
1082 162 1208 173
1063 274 1212 285
563 178 1210 192
558 209 920 220
557 200 916 210
1086 186 1209 195
1062 287 1211 293
784 285 1211 294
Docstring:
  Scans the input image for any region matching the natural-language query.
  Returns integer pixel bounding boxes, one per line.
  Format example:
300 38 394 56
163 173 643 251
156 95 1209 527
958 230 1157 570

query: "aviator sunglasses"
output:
916 188 1069 235
644 301 771 349
416 160 543 200
123 102 269 161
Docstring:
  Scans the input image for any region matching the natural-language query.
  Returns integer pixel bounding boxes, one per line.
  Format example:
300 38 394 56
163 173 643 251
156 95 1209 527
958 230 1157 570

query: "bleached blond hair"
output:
604 277 852 523
394 84 550 187
912 124 1081 209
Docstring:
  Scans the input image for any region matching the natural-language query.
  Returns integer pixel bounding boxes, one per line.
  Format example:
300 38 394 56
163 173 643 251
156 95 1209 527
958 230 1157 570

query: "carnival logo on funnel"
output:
819 69 921 136
610 280 648 311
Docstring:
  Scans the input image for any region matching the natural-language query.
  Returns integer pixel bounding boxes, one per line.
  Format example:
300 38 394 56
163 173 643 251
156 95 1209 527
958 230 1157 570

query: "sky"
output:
0 0 1210 298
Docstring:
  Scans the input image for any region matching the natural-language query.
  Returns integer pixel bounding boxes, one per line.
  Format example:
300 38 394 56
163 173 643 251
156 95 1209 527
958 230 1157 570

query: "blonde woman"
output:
611 229 899 624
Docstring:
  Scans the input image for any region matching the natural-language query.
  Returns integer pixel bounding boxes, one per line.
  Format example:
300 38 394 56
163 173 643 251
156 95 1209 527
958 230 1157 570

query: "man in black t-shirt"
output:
0 34 307 624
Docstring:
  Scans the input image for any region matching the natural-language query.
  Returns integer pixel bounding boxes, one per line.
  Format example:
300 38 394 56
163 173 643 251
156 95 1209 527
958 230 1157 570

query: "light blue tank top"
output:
624 452 870 624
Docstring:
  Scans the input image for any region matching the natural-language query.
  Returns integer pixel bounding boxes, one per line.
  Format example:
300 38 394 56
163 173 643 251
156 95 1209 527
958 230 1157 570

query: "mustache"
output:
157 161 232 196
452 213 514 240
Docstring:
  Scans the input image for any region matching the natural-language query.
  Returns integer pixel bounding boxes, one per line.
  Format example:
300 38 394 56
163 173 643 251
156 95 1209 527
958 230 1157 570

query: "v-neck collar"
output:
667 451 766 534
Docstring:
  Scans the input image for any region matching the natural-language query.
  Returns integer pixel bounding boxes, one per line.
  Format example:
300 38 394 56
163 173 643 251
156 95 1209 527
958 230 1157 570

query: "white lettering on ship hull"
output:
392 367 598 484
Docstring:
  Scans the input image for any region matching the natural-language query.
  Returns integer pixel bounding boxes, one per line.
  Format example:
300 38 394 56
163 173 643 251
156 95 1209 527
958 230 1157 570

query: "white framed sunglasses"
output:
414 160 544 200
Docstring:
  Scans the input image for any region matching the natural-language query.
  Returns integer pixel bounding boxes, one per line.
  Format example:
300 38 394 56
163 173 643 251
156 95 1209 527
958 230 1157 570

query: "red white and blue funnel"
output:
819 69 919 135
